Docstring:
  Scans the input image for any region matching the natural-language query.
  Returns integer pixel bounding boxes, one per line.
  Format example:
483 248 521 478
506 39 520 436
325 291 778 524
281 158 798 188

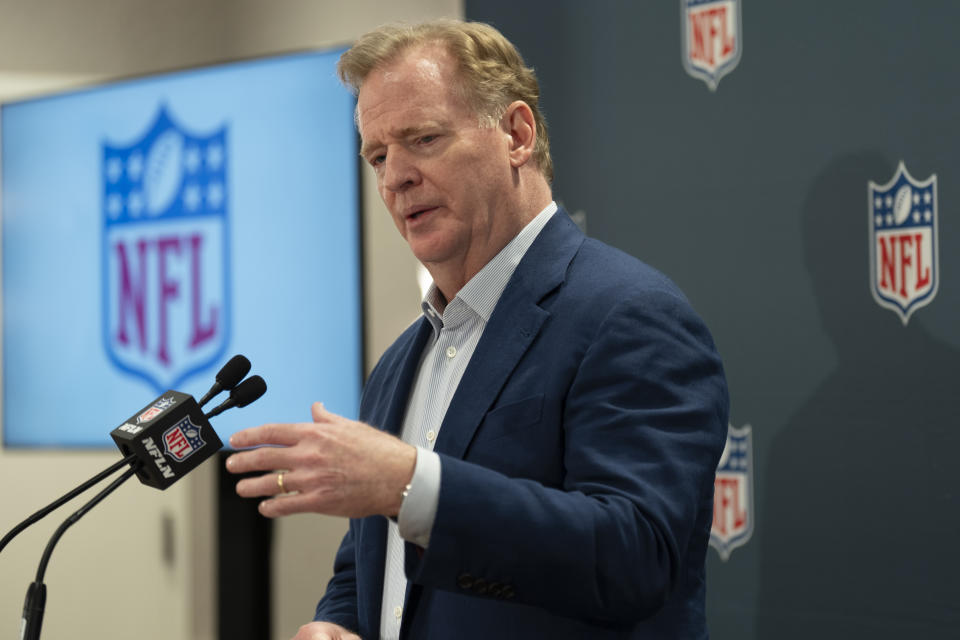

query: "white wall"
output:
0 1 460 639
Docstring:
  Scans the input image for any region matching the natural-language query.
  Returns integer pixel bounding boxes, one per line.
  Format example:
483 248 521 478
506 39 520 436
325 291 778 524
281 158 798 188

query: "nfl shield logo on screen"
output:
681 0 742 91
868 162 938 325
162 416 207 462
710 424 753 561
103 106 230 392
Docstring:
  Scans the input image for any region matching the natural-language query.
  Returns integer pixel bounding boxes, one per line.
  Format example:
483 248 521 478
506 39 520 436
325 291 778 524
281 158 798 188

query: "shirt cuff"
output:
396 447 441 547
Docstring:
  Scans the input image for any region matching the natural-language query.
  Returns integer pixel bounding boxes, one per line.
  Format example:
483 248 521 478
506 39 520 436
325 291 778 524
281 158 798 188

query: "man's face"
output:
357 45 519 283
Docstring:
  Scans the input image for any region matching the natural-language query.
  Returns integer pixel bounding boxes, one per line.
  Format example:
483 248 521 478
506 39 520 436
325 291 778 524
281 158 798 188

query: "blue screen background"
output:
2 49 362 447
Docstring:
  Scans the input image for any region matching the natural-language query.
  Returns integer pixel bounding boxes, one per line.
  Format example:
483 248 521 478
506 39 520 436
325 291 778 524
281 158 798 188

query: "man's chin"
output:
406 233 456 264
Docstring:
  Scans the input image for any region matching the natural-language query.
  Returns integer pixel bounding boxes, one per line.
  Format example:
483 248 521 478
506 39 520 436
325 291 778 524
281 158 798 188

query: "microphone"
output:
198 354 251 407
19 365 268 639
204 375 267 419
109 390 220 491
0 355 257 556
110 367 265 492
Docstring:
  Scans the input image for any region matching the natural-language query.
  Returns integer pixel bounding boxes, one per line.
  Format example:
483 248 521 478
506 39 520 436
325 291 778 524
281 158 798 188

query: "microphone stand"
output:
1 453 138 557
20 465 139 640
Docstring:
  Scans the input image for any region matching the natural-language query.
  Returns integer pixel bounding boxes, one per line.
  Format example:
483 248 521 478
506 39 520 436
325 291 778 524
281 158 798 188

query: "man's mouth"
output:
407 206 436 221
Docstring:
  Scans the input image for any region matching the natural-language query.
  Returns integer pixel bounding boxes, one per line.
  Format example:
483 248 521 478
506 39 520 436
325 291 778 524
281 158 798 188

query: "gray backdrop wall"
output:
465 1 959 638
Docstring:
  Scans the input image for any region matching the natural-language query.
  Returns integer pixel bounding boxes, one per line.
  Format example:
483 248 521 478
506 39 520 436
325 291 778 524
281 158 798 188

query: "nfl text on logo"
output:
681 0 742 91
103 106 230 392
162 416 207 462
868 162 938 325
710 424 754 561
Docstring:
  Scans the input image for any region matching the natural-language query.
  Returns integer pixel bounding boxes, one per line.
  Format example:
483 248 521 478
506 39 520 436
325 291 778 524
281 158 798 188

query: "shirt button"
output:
426 430 436 442
446 346 457 358
394 605 402 621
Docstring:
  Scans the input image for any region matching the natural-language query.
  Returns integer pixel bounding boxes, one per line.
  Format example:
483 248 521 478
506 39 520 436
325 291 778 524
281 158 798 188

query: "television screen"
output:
1 48 361 448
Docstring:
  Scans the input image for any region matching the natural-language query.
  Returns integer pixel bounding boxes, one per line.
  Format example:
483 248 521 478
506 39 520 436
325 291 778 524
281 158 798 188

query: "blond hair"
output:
338 19 553 183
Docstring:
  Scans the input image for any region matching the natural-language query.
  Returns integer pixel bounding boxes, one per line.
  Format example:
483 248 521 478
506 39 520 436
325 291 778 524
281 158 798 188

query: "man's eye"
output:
370 154 385 167
418 135 437 145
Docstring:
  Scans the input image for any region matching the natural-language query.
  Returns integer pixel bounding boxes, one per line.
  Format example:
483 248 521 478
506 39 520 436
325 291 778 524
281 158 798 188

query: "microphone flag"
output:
110 390 222 490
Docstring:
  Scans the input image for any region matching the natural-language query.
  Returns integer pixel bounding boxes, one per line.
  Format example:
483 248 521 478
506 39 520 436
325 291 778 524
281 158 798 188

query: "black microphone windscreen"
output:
217 354 251 390
232 375 267 408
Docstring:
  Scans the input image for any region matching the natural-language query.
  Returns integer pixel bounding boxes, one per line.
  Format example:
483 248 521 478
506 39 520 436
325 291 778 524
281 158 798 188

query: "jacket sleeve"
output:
313 523 361 633
403 288 729 625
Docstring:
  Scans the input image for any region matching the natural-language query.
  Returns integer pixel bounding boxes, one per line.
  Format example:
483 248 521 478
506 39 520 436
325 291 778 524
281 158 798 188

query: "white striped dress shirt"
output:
378 201 557 639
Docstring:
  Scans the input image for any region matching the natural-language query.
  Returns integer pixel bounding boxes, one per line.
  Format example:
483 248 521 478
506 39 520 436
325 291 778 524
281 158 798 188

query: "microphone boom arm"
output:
21 465 139 640
0 453 137 557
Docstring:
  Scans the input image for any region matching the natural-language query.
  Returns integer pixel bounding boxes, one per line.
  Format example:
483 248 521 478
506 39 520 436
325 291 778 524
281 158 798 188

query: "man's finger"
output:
234 470 294 497
258 491 323 518
311 401 329 423
230 422 303 448
292 621 362 640
226 444 295 475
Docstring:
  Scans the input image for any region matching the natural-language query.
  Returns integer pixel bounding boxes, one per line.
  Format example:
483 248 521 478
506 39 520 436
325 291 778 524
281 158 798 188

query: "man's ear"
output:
502 100 536 169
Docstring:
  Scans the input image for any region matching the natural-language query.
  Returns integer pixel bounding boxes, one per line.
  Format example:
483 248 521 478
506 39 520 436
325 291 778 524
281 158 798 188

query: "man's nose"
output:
383 148 420 192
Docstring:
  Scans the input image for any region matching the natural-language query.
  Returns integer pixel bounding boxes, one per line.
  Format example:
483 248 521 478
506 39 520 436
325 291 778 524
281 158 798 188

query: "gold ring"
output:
277 472 286 494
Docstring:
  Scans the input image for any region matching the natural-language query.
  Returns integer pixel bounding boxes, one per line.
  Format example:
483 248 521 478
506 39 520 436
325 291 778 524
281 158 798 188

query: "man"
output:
226 19 728 640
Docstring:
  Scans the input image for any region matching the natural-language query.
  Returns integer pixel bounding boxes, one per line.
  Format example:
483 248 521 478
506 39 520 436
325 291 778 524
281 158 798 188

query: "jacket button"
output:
501 585 516 599
472 578 488 594
489 582 504 598
456 573 474 590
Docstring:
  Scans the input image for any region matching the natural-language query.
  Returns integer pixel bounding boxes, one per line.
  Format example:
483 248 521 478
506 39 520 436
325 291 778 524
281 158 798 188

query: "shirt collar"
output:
421 201 558 333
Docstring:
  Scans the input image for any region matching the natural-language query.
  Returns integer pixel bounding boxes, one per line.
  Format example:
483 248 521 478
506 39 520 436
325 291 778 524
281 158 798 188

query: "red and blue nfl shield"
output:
681 0 742 91
163 415 207 462
103 106 230 392
137 395 177 424
869 162 938 325
710 423 753 561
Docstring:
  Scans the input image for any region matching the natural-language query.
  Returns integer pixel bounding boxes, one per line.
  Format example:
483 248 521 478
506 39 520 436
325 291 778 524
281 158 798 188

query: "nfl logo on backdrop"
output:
868 161 938 325
710 423 753 561
103 106 230 392
682 0 742 90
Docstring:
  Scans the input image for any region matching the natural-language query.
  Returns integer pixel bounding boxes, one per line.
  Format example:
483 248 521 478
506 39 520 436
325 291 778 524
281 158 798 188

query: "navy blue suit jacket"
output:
315 211 729 638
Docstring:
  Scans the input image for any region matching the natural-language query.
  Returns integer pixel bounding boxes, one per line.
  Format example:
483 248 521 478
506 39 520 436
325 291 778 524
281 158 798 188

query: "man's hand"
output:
226 402 417 519
291 621 361 640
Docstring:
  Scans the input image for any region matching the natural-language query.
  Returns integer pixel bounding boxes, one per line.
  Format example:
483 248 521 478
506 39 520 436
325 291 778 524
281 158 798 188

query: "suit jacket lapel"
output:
433 210 585 460
378 318 433 436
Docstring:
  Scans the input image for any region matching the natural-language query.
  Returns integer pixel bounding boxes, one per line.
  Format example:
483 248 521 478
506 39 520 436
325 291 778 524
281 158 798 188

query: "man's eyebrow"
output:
359 140 381 159
359 125 442 158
